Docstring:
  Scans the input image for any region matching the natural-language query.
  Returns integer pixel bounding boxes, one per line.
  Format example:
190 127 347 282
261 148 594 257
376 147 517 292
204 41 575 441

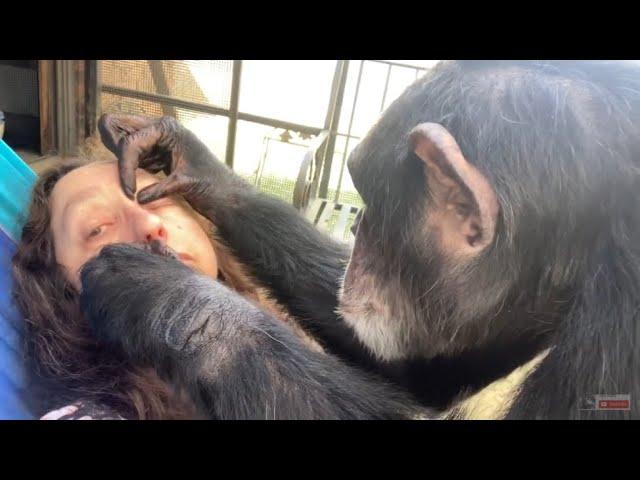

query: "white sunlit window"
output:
98 60 440 211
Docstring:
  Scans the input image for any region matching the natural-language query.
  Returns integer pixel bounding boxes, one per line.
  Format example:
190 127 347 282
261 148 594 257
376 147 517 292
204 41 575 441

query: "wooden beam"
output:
148 61 177 118
38 60 57 155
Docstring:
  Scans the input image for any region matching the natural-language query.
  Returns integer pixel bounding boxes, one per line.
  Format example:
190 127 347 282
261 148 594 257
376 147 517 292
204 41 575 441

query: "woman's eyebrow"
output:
61 188 105 228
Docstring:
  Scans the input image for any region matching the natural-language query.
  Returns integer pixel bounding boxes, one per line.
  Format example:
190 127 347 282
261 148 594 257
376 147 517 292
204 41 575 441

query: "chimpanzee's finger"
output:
136 173 193 205
98 113 153 154
116 124 165 199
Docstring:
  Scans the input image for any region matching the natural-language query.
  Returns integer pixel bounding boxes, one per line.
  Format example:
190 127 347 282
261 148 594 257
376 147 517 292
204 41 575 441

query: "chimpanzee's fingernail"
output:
137 191 149 203
138 188 160 204
124 184 135 199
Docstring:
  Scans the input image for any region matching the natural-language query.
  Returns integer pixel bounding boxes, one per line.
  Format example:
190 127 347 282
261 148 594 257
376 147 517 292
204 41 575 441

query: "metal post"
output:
334 60 364 203
319 60 349 198
225 60 242 168
380 63 392 113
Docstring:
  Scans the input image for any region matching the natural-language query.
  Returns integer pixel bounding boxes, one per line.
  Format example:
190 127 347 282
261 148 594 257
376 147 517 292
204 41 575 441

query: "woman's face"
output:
50 161 218 290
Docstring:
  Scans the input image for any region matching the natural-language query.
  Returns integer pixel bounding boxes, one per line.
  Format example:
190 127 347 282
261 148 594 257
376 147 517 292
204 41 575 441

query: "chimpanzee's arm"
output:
193 180 371 363
80 244 425 420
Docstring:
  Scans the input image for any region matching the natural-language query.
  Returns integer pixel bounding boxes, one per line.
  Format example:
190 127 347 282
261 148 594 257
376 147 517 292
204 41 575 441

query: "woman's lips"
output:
140 240 195 267
145 240 178 259
144 241 193 265
177 252 195 263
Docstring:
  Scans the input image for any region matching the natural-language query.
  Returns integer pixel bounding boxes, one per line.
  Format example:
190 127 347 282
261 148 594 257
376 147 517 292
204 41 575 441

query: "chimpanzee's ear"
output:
410 123 499 256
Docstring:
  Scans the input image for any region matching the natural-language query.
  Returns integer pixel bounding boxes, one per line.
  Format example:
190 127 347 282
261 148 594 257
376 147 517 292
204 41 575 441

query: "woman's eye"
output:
87 225 105 239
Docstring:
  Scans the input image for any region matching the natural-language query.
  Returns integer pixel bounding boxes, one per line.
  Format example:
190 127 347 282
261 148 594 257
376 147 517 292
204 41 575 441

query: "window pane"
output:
178 111 228 162
234 120 320 203
325 134 362 206
383 60 441 69
101 92 228 161
239 61 337 128
338 60 437 137
100 60 233 109
382 65 423 111
343 61 388 138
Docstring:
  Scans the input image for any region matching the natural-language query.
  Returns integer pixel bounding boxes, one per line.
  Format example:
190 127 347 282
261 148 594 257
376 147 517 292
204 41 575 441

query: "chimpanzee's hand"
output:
79 242 208 362
79 245 426 420
97 113 241 208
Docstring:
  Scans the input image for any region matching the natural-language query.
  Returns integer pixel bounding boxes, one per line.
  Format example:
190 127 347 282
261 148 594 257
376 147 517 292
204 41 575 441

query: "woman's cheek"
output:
160 212 218 279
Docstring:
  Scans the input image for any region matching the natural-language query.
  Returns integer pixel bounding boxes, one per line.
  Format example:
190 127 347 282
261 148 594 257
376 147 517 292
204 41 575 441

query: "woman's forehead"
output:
49 162 160 228
51 162 158 204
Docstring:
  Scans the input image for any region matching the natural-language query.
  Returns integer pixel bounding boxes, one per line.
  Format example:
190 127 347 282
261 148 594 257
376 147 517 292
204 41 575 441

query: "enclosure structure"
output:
0 60 436 239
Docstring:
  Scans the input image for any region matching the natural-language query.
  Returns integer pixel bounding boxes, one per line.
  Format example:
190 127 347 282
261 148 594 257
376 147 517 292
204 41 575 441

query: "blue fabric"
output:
0 139 37 419
0 140 37 242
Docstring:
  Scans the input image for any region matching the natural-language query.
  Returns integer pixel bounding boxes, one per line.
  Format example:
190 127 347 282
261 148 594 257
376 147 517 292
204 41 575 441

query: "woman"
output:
12 138 323 420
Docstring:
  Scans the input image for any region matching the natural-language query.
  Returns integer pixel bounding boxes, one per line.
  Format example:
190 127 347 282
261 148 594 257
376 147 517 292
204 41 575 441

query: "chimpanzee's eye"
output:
455 203 472 219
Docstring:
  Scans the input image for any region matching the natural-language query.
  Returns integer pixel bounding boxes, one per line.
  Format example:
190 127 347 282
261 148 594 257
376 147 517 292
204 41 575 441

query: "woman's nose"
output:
132 208 168 244
144 222 167 243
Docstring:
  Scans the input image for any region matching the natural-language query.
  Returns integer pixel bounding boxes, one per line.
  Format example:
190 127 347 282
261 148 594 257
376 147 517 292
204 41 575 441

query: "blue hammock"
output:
0 139 38 419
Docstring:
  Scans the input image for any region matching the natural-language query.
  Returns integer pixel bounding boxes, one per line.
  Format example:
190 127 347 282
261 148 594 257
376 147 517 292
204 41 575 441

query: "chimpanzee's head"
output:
339 60 640 362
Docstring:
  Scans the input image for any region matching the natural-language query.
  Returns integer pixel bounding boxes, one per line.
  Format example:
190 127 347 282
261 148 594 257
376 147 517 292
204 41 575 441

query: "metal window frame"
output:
328 60 430 203
90 60 430 201
96 61 331 165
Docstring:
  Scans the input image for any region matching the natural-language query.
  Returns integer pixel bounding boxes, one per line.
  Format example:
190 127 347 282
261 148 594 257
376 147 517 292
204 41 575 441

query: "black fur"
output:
343 60 640 418
79 244 425 420
174 61 640 418
84 61 640 419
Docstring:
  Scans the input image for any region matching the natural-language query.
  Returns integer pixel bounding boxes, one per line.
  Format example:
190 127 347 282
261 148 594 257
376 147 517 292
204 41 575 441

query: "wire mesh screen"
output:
0 64 39 116
326 208 359 242
233 122 317 204
101 92 229 161
100 60 233 109
101 92 165 117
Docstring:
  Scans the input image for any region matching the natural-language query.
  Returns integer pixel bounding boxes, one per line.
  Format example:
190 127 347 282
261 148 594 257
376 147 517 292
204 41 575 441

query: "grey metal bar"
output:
380 63 392 113
333 202 353 241
292 130 330 209
225 60 242 168
370 59 431 70
101 84 322 136
337 132 361 141
334 60 364 203
238 112 321 136
319 60 349 198
101 84 231 117
316 199 333 231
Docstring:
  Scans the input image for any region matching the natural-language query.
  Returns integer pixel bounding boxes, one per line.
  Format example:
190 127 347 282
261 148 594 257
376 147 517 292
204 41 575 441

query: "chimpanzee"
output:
83 60 640 419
